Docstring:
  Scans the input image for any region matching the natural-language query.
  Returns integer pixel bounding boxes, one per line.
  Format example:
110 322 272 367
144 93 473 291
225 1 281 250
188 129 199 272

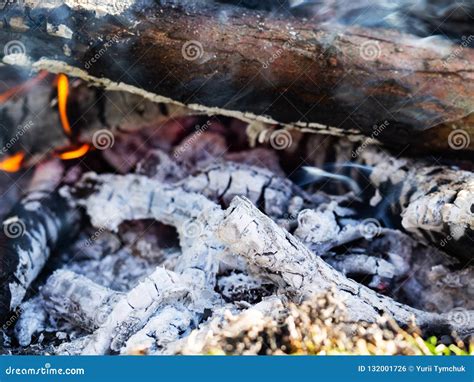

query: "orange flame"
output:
0 152 25 172
57 73 72 136
0 71 48 104
57 143 90 160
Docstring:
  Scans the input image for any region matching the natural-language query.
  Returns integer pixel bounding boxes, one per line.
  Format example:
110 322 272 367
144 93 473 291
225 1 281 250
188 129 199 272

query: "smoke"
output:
213 0 473 43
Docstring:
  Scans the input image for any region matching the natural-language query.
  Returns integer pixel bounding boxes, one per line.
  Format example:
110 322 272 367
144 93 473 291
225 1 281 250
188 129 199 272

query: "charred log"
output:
0 1 472 153
0 189 81 320
0 67 191 164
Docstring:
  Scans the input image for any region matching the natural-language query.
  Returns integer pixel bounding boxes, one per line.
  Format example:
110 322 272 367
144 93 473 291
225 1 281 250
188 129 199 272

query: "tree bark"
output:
0 0 472 153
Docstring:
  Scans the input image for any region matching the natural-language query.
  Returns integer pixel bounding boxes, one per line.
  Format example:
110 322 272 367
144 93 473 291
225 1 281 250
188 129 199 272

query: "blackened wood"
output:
0 1 472 152
0 191 81 319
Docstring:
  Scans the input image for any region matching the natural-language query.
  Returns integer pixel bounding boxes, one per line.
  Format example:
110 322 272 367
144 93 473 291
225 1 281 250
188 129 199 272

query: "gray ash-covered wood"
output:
361 149 474 262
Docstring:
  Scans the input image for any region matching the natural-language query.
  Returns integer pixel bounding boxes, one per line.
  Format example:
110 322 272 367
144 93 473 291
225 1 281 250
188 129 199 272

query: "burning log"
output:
0 162 81 319
0 1 472 152
0 68 191 165
218 197 474 338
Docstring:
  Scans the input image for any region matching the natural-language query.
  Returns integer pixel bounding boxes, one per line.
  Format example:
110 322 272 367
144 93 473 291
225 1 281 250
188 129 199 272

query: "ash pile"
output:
0 114 472 355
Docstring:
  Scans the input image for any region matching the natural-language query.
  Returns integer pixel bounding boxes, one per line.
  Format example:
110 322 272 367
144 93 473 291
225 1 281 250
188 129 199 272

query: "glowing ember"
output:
0 152 25 172
57 143 90 160
0 71 48 104
57 73 72 136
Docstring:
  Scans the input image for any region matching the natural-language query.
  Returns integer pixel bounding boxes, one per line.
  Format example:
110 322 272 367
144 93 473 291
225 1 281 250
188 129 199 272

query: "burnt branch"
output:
218 197 474 338
0 163 81 319
0 1 472 152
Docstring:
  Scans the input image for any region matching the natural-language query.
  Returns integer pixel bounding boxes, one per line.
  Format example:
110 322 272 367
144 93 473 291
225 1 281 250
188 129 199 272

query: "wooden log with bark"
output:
0 0 472 154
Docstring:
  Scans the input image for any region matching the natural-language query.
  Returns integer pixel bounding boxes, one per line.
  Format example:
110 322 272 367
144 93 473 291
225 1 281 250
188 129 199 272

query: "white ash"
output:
325 254 396 279
41 270 123 331
14 297 47 347
178 161 328 220
81 267 193 354
361 149 474 260
177 297 286 355
122 306 194 354
65 249 155 292
217 272 275 304
293 203 366 255
217 196 474 337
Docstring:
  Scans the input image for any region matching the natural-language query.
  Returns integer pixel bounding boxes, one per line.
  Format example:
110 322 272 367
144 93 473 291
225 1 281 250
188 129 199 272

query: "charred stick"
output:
0 167 81 319
0 68 191 165
1 1 473 152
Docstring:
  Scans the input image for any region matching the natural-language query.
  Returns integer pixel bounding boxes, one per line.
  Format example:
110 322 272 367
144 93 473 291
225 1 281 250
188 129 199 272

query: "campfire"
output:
0 0 472 356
